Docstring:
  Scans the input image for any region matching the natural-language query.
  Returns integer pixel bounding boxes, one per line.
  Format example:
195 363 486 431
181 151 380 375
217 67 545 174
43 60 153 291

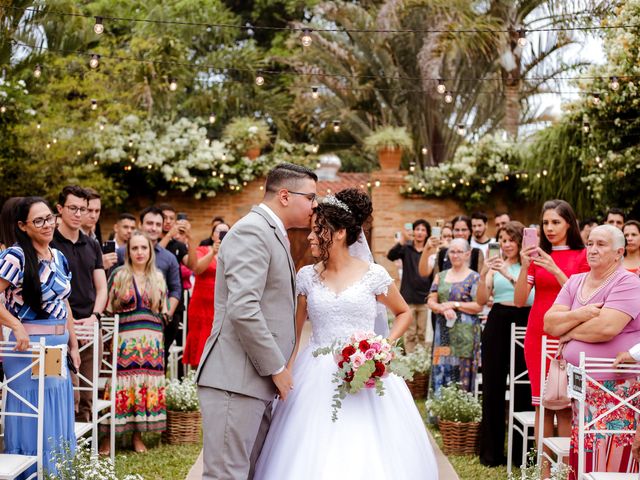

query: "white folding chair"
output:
74 317 118 461
97 315 119 462
0 338 46 480
537 335 570 471
568 353 640 480
507 324 536 473
168 290 190 379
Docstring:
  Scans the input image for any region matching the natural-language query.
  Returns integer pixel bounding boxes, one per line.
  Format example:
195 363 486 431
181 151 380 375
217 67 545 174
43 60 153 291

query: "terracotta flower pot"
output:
245 147 261 160
377 147 402 170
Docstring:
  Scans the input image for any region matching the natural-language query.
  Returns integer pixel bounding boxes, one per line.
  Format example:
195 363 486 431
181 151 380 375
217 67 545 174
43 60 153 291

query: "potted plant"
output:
163 371 201 445
425 383 482 455
363 126 413 171
222 116 271 159
398 344 431 399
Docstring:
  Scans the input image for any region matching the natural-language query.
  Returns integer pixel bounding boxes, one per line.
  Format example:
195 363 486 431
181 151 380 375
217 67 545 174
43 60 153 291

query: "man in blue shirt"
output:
116 206 181 316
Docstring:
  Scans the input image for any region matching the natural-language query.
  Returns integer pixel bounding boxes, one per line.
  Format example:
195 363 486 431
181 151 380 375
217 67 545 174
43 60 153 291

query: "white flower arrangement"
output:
425 383 482 423
165 371 200 412
47 443 143 480
396 344 431 380
508 450 571 480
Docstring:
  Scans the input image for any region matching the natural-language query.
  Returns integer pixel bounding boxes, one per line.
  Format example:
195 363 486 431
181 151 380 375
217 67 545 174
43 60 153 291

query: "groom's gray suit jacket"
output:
196 206 297 401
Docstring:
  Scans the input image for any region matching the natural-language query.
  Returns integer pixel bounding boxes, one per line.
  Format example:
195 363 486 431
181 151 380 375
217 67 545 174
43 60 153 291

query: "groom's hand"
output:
272 367 293 401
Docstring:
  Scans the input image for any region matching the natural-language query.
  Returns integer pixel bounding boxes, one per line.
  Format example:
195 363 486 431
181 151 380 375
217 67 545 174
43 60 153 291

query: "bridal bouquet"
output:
313 331 411 421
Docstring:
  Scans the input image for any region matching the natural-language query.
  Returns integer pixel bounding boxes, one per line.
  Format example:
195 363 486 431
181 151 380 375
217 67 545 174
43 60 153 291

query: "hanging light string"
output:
10 40 640 87
1 4 637 35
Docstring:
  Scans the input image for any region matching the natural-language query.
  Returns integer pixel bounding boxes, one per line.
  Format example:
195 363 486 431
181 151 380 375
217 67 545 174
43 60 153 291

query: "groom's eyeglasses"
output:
288 191 317 202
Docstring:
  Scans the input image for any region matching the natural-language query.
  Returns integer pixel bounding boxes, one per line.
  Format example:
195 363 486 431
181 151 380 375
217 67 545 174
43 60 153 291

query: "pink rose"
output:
365 378 376 388
351 352 366 369
351 330 370 343
364 348 376 360
370 342 382 353
381 343 392 353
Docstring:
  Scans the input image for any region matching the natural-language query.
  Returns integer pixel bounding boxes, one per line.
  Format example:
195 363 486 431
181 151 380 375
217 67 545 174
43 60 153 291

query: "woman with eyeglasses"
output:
0 196 80 477
426 238 483 396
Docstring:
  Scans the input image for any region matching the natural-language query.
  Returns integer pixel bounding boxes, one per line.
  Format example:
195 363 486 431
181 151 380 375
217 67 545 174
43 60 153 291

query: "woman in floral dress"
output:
100 230 168 454
427 238 482 395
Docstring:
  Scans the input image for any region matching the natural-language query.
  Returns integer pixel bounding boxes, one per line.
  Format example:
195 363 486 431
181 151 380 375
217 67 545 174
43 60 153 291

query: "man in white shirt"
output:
470 211 493 257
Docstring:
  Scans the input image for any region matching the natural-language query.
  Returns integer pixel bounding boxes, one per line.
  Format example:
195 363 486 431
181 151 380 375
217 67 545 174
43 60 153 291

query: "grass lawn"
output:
113 433 201 479
113 403 519 480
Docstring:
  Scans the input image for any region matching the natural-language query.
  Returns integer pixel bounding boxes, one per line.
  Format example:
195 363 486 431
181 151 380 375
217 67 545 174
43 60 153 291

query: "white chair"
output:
537 335 570 471
168 290 190 379
568 352 640 480
73 316 118 461
97 315 119 462
0 338 46 480
507 324 536 474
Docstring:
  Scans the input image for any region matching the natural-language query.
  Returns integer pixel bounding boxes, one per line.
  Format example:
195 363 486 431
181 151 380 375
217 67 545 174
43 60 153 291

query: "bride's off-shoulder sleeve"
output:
369 264 393 296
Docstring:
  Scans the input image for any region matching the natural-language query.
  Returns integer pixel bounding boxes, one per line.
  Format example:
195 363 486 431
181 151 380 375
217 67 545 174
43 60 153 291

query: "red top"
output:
523 247 589 404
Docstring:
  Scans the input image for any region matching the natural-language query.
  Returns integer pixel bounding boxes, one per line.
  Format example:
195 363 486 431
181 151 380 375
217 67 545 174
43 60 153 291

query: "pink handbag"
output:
541 343 571 410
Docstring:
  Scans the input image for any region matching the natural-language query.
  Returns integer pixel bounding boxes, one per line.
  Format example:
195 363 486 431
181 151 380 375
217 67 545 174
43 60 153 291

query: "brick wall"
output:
101 171 538 275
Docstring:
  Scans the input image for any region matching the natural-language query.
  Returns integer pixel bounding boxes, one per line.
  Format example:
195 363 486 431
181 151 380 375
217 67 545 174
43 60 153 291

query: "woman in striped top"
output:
0 196 80 477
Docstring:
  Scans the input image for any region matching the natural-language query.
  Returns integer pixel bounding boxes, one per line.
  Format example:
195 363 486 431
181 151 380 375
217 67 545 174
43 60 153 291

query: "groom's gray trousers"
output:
198 386 273 480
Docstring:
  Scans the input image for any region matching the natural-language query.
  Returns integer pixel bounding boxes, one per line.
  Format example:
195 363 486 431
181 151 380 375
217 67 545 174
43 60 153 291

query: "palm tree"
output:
288 0 611 165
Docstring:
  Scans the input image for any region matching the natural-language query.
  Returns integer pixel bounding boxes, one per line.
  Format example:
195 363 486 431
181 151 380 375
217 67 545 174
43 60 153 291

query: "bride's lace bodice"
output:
296 263 393 347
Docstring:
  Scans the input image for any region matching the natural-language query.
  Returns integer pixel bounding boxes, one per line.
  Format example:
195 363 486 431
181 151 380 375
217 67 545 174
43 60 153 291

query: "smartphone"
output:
102 240 116 254
404 222 413 231
523 227 539 257
219 231 227 241
394 231 402 241
488 242 501 259
177 212 188 221
436 219 445 228
432 226 442 239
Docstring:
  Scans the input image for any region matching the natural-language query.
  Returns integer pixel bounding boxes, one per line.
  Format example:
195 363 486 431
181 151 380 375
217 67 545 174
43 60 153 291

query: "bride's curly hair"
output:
313 188 373 267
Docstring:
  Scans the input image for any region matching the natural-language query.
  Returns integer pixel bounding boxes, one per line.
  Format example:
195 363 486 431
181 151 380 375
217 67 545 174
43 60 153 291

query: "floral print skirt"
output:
102 308 166 434
569 376 640 479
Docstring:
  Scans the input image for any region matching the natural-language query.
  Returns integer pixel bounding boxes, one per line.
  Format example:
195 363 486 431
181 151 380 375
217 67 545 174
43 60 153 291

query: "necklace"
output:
577 267 619 304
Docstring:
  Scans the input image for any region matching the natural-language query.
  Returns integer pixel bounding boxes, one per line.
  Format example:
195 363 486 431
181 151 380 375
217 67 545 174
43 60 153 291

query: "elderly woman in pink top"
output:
545 224 640 478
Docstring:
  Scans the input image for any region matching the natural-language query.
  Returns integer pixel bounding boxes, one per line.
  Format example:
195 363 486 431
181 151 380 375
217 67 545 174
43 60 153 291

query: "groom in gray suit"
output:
197 163 318 479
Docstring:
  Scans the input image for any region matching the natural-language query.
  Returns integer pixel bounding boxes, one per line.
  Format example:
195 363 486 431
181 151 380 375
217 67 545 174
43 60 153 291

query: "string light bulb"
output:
517 28 527 47
34 64 42 78
36 122 41 129
91 99 98 110
89 54 100 69
0 106 5 114
209 113 216 124
409 162 416 172
332 120 341 133
592 93 601 105
374 179 381 188
444 91 453 104
582 121 590 133
456 124 466 136
436 79 446 95
52 137 57 144
169 78 178 91
77 150 81 156
311 86 319 99
128 140 133 147
94 16 104 35
99 123 105 131
609 76 620 91
255 72 265 86
46 142 51 149
421 147 428 155
301 29 313 47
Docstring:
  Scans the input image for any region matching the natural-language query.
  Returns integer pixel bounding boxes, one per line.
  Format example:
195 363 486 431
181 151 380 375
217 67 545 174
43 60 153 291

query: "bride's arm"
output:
377 283 412 343
287 294 308 370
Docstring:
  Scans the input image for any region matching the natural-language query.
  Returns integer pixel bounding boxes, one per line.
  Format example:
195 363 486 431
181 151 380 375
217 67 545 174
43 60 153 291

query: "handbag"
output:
541 343 571 410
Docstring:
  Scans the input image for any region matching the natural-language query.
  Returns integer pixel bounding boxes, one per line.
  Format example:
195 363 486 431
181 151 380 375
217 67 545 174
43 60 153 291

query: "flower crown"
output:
322 195 352 214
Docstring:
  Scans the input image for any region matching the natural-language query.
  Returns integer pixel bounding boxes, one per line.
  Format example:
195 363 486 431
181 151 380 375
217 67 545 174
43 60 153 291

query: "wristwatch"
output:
454 301 461 309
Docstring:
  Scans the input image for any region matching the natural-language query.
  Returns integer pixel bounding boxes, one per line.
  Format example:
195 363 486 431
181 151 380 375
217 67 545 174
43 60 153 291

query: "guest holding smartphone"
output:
514 199 588 478
183 222 230 368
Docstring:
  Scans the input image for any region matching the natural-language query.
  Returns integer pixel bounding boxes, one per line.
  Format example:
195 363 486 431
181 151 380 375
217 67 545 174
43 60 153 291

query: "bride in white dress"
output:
255 188 438 480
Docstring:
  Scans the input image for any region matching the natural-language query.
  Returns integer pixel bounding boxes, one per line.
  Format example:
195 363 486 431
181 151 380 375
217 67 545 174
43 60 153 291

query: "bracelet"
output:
92 312 102 321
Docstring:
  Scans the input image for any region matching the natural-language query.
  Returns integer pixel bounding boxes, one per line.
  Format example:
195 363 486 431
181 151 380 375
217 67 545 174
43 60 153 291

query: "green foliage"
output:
363 126 413 153
396 344 431 378
222 116 272 150
403 133 523 210
425 383 482 423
